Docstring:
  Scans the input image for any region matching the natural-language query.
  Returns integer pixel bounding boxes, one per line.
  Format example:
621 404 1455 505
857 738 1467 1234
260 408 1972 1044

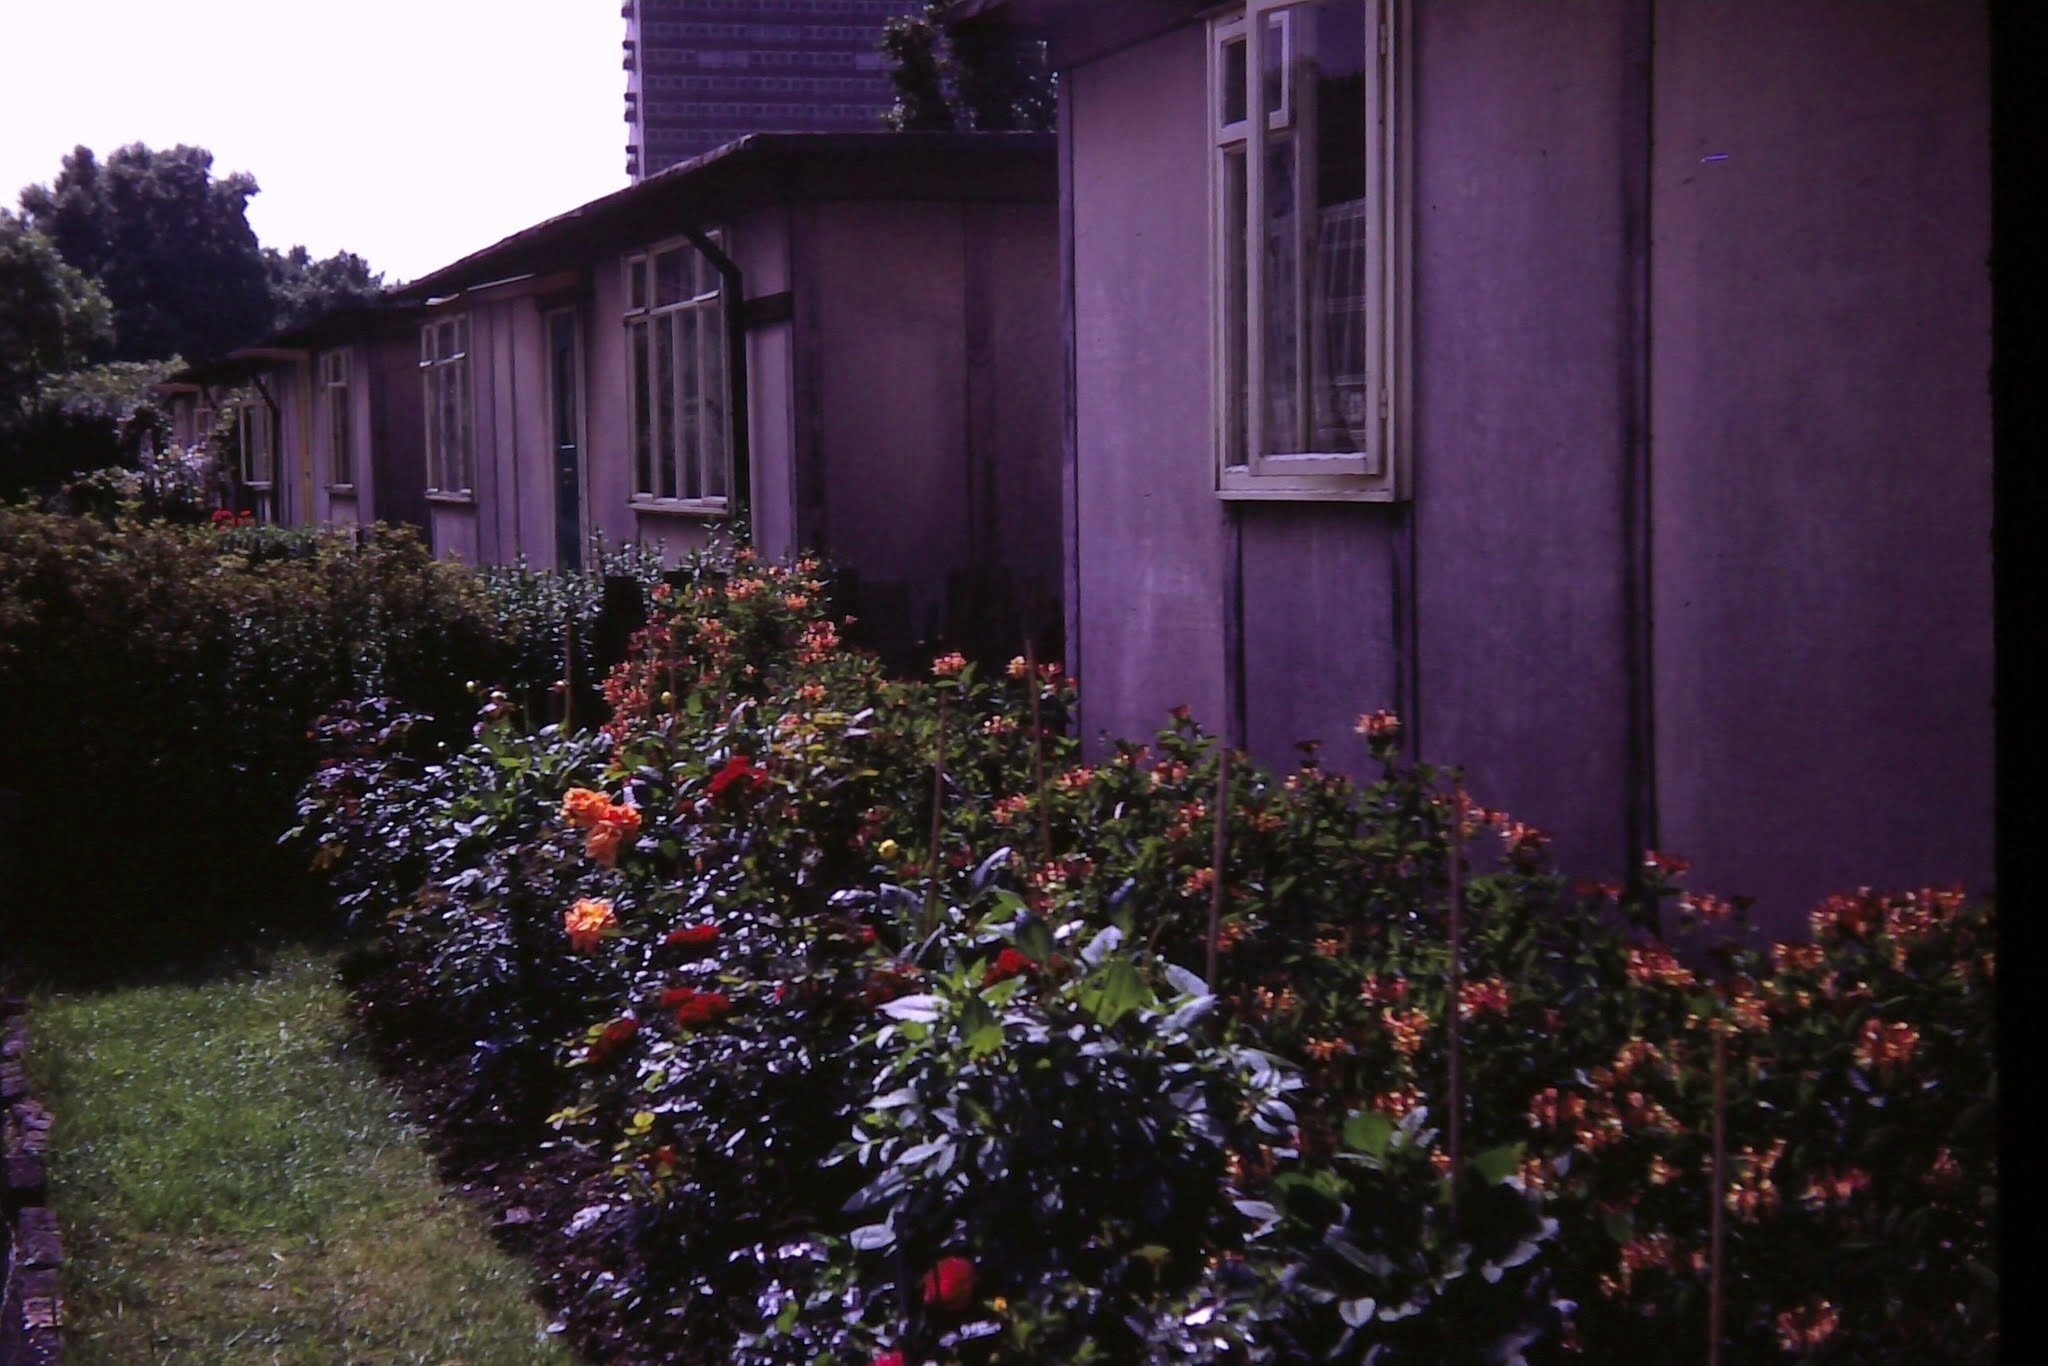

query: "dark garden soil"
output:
338 950 732 1366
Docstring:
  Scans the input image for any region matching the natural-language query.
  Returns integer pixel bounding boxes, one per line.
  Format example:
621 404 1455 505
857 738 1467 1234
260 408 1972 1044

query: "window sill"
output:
426 490 476 505
328 484 357 497
1217 466 1405 503
632 498 729 521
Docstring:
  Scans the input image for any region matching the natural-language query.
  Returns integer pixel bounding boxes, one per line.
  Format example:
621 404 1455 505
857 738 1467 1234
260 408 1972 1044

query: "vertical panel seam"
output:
1622 0 1660 883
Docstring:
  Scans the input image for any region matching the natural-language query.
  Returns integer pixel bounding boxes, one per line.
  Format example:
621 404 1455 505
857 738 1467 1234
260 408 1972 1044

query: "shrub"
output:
0 510 636 973
307 545 1996 1364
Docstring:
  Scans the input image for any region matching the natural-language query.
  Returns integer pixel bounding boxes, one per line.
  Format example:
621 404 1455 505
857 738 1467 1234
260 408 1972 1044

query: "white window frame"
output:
1212 0 1410 502
624 234 731 515
420 314 474 499
320 349 354 490
238 395 275 489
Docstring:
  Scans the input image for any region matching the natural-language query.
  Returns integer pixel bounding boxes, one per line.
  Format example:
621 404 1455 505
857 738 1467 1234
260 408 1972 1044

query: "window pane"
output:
628 257 647 312
701 302 726 498
456 357 472 489
632 322 653 495
423 372 438 488
442 369 459 489
1306 1 1370 452
655 312 677 498
332 386 352 484
1262 129 1300 453
655 249 689 308
1221 37 1247 128
1222 147 1249 467
552 316 578 449
677 309 701 500
1263 11 1289 120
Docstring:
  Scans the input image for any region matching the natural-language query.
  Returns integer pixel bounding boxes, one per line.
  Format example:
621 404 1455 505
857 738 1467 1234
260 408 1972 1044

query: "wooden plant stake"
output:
1205 747 1231 992
923 691 948 940
1447 776 1466 1228
1025 639 1052 869
1709 1026 1728 1366
562 617 576 732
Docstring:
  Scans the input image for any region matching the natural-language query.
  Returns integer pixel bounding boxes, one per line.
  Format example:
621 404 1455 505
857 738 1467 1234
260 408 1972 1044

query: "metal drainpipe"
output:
676 225 753 541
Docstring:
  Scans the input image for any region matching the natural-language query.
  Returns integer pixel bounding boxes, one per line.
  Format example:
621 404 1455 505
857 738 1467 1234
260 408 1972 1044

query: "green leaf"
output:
1016 917 1056 965
1470 1142 1524 1185
1085 957 1149 1027
1343 1110 1394 1158
959 992 1004 1058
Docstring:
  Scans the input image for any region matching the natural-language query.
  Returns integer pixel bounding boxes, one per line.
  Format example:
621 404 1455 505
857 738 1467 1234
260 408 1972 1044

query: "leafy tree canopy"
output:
18 143 272 363
266 244 386 334
0 211 113 416
882 2 1055 132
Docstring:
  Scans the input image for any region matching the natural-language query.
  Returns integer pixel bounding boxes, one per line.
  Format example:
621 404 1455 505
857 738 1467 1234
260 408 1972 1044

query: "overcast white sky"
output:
0 0 627 283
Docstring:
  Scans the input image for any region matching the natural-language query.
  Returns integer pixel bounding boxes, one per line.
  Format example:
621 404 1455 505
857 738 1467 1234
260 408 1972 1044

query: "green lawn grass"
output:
25 950 575 1365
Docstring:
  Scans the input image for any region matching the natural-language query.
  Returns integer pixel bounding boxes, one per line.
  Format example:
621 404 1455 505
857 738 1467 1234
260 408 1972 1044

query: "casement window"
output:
625 237 730 509
238 397 275 488
320 350 353 488
1213 0 1407 500
421 315 475 497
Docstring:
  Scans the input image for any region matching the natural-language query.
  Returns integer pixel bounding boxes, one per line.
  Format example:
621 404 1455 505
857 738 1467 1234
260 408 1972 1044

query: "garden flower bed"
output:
300 546 1997 1364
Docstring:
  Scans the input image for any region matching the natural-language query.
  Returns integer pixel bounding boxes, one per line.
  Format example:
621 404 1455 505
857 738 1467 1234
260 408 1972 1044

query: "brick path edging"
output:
0 979 59 1366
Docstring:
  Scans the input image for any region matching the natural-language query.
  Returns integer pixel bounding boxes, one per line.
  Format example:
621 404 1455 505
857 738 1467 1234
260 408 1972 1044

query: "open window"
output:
1214 0 1408 500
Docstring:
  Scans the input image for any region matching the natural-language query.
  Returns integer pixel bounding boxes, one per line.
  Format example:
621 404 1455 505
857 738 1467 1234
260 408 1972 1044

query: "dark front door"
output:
548 309 583 572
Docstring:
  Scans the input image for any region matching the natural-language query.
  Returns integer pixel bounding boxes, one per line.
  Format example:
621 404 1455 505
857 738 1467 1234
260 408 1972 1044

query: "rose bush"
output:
304 541 1997 1365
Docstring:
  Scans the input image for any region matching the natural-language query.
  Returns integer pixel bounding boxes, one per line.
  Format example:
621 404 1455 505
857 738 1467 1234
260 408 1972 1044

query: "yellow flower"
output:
877 839 900 860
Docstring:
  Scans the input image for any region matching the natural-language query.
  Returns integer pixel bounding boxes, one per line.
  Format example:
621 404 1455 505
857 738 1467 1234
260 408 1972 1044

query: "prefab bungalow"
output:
962 0 1994 930
387 131 1062 666
160 302 428 532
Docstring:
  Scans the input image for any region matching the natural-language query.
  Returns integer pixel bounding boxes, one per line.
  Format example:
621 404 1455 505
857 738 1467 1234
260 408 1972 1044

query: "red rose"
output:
921 1255 977 1312
982 947 1038 989
874 1353 906 1366
664 924 720 950
663 987 734 1027
707 754 768 804
585 1015 640 1063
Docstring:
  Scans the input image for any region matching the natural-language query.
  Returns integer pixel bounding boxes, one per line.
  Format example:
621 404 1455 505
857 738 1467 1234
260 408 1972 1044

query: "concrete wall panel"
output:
1068 24 1228 747
806 199 972 652
1649 0 1994 924
1241 504 1402 776
1408 0 1639 879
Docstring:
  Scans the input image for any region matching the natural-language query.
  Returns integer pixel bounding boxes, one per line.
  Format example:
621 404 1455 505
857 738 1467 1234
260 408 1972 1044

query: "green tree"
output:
17 143 274 363
881 1 1054 132
266 245 387 334
0 211 113 416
